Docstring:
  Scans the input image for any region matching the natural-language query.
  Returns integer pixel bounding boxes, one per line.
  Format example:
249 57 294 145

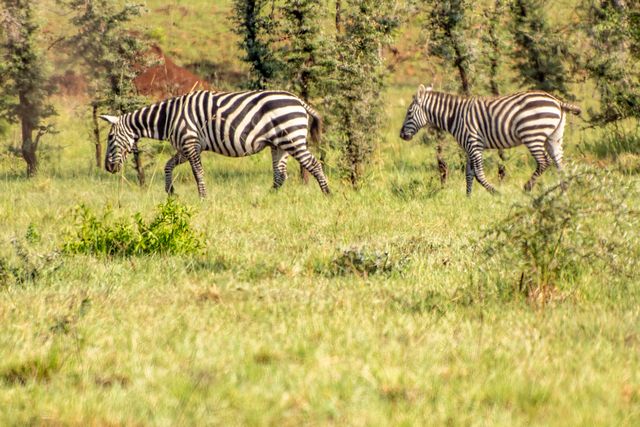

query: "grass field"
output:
1 1 640 425
1 88 639 425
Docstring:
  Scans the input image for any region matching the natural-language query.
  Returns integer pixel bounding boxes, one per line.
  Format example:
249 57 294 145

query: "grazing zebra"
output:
399 85 581 195
100 90 330 198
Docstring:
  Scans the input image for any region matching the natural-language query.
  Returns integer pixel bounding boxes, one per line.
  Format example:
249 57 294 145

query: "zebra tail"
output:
303 103 322 146
560 102 581 115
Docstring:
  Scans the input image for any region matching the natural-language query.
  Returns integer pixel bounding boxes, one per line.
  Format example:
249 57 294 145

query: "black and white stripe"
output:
400 85 581 194
100 90 330 198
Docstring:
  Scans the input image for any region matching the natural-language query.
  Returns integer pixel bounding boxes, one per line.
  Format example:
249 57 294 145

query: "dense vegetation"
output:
0 0 638 425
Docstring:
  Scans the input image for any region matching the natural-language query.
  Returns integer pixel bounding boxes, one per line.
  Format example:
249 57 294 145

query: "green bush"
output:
584 128 640 163
0 238 60 288
315 244 410 278
390 177 441 200
480 167 640 304
63 199 204 256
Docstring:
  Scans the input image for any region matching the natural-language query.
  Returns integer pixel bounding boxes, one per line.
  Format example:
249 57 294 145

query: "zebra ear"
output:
426 83 433 91
417 84 426 98
99 115 119 125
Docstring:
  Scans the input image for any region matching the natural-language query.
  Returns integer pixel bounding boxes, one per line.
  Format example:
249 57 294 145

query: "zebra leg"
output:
545 138 565 171
469 147 497 194
288 146 330 194
498 149 507 181
184 144 207 199
465 157 475 197
270 147 289 190
546 137 567 191
524 141 550 192
164 153 187 195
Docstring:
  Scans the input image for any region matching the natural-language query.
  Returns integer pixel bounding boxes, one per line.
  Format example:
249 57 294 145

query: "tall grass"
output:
1 1 639 425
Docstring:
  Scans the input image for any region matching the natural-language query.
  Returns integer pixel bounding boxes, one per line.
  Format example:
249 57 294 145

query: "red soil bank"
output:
134 45 210 99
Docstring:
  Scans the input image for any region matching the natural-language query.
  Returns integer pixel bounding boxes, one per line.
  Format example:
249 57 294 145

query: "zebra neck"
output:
424 93 465 134
124 101 169 141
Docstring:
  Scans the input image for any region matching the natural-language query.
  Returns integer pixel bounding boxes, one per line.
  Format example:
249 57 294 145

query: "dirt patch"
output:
49 70 88 97
134 45 211 99
155 5 190 17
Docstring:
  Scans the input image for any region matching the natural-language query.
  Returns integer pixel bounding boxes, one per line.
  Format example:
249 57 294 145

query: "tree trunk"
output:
19 98 38 178
498 150 506 181
453 42 471 96
436 142 448 186
21 132 38 178
133 146 145 186
92 103 102 168
336 0 343 33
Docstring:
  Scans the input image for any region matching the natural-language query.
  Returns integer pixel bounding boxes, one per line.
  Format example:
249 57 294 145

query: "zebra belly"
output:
203 137 267 157
483 133 522 150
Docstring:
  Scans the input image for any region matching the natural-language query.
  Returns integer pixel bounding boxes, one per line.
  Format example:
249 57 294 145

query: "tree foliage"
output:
277 0 331 101
423 0 474 94
582 0 640 124
509 0 572 97
330 0 399 187
231 0 281 89
0 0 56 177
63 0 147 113
481 0 507 97
61 0 148 178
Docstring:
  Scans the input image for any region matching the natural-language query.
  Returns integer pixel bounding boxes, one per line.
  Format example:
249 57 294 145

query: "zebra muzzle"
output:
399 130 412 141
105 160 120 173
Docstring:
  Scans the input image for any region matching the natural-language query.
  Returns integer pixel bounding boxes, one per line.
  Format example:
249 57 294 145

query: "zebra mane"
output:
424 90 482 103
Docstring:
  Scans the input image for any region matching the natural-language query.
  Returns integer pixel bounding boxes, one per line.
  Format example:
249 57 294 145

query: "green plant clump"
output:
0 238 60 288
324 245 409 277
63 199 204 256
480 167 640 303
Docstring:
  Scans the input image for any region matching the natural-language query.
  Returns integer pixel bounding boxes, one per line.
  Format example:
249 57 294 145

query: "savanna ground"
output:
1 1 640 425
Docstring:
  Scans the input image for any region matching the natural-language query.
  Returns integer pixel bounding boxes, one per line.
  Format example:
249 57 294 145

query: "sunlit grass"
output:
1 83 639 425
3 1 640 424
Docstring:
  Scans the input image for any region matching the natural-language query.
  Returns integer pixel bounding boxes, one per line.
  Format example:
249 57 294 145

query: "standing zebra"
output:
399 85 581 194
100 90 330 198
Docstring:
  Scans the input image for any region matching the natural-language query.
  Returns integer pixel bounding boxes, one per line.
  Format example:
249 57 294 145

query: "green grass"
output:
1 86 639 425
2 1 640 425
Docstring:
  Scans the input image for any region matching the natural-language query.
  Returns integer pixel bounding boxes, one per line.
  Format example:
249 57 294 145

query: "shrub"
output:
390 177 441 200
0 238 61 288
480 167 639 305
584 127 640 171
63 199 204 256
315 244 411 278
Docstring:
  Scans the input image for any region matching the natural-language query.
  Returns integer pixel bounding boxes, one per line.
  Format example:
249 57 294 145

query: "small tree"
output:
231 0 281 90
425 0 474 95
0 0 56 177
481 0 508 180
510 0 572 97
422 0 475 184
277 0 332 182
331 0 398 187
63 0 148 183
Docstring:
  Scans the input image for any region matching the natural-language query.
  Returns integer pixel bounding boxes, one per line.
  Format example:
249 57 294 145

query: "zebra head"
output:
400 84 432 141
99 115 139 173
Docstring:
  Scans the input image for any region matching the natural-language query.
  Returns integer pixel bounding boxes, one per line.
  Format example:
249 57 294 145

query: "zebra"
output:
100 90 330 198
399 85 581 195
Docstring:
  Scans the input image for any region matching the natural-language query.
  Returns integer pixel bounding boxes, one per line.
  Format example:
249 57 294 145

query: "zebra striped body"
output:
400 85 581 194
101 90 329 197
